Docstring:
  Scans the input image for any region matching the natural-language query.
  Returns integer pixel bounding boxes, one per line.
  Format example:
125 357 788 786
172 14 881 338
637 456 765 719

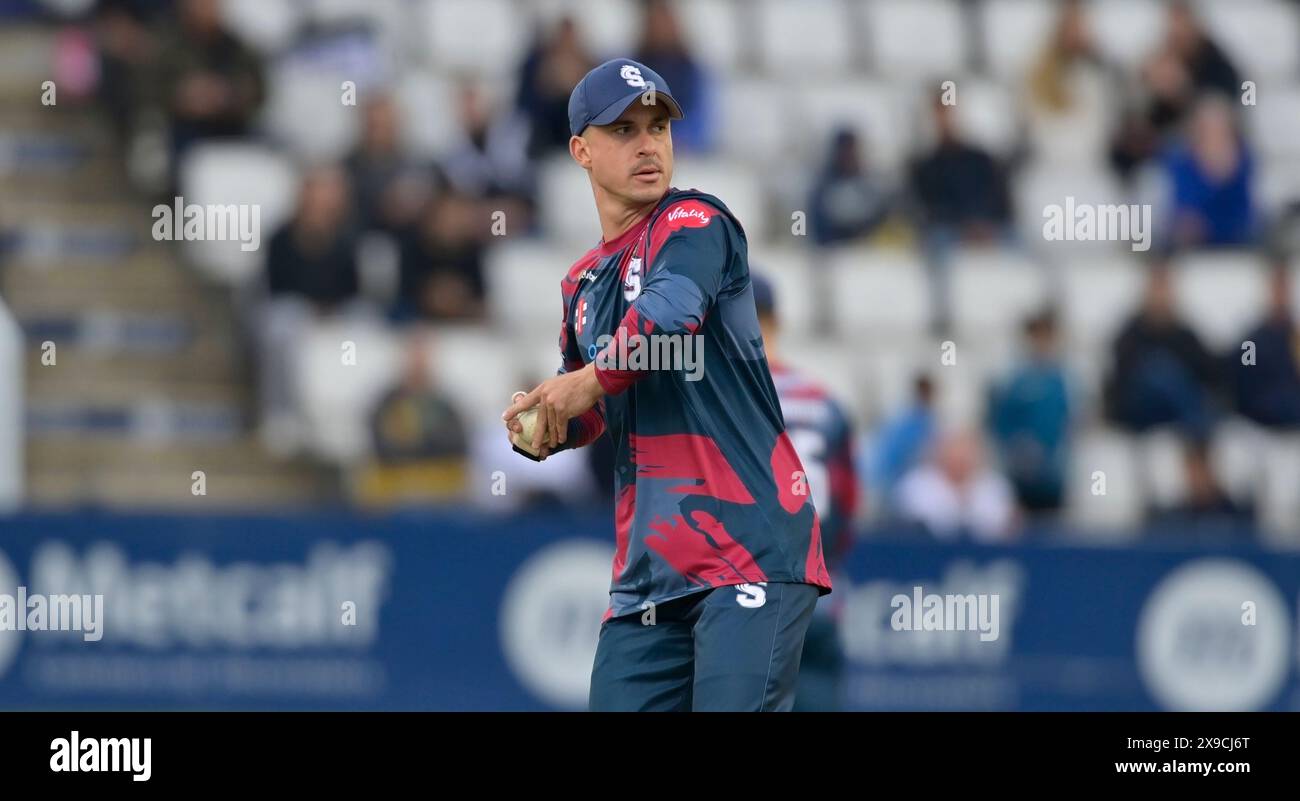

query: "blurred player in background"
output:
752 274 861 712
501 58 831 711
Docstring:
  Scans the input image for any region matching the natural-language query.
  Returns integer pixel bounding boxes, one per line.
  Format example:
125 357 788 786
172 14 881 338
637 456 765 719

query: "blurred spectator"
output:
986 309 1075 514
151 0 265 169
1103 262 1221 438
910 96 1013 332
266 166 361 309
440 80 536 233
895 429 1019 542
1147 437 1254 538
91 0 166 143
369 332 469 464
353 332 471 506
258 165 365 455
1025 0 1113 164
515 15 594 159
632 0 712 153
1110 0 1240 179
394 191 487 322
1161 95 1257 249
910 96 1013 243
1229 261 1300 428
1155 1 1240 113
345 94 438 236
808 127 893 246
870 374 938 510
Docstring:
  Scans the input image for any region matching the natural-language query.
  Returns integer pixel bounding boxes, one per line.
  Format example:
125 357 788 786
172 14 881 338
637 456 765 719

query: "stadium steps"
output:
0 25 334 508
25 438 335 510
0 107 123 202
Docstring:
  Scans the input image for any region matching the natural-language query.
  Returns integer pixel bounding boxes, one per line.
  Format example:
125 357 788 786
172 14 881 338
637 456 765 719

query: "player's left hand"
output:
502 362 605 453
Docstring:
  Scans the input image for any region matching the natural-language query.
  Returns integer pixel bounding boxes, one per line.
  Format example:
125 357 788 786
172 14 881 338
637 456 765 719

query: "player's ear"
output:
569 134 591 169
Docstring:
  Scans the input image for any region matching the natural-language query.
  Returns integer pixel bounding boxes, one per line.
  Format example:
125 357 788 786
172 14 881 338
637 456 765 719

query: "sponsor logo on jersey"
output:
665 201 712 231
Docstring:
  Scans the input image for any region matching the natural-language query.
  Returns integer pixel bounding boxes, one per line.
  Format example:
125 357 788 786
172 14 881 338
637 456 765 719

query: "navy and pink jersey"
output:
553 187 832 620
769 361 860 572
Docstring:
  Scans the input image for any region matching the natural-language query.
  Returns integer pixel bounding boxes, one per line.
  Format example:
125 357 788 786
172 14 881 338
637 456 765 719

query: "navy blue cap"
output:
568 58 685 137
751 272 776 317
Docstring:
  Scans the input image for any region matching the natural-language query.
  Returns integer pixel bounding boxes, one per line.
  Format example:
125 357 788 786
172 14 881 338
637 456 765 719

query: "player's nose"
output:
634 130 659 157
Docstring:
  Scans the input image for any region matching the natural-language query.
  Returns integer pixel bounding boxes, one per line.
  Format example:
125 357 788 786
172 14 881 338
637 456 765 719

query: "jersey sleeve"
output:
593 200 732 396
555 278 606 452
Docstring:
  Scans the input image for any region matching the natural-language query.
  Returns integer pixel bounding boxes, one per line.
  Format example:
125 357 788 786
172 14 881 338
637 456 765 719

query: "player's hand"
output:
502 363 605 453
503 391 552 460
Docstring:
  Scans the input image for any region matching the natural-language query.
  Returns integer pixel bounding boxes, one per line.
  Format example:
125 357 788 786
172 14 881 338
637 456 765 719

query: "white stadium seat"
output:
178 144 299 286
1014 166 1130 252
949 79 1020 159
934 341 1003 428
757 0 855 76
1248 82 1300 161
1294 259 1300 312
485 239 574 332
263 63 362 160
673 0 745 74
795 81 910 177
1066 426 1144 534
1255 158 1300 217
780 338 870 422
827 247 931 339
1211 417 1268 507
296 316 403 464
538 155 602 243
860 341 932 423
1086 0 1167 71
865 0 968 78
1136 428 1190 509
220 0 302 53
1059 254 1147 347
422 0 527 74
716 78 792 164
529 0 640 59
980 0 1062 81
748 245 818 337
948 247 1050 339
1193 0 1300 80
1173 251 1269 350
671 158 768 242
428 325 526 428
1259 433 1300 542
307 0 407 55
395 70 462 160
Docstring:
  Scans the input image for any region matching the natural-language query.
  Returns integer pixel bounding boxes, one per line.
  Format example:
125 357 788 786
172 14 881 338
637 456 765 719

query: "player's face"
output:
583 103 673 205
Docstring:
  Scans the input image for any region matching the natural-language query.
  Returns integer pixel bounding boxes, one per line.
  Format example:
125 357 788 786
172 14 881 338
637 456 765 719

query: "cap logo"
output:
619 64 647 88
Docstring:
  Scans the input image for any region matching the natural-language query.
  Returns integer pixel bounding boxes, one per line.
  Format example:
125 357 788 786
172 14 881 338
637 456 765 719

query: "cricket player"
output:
750 274 860 712
501 58 831 711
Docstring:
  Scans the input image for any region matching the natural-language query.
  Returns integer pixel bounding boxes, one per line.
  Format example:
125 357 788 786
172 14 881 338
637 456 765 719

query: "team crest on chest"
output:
623 256 643 302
